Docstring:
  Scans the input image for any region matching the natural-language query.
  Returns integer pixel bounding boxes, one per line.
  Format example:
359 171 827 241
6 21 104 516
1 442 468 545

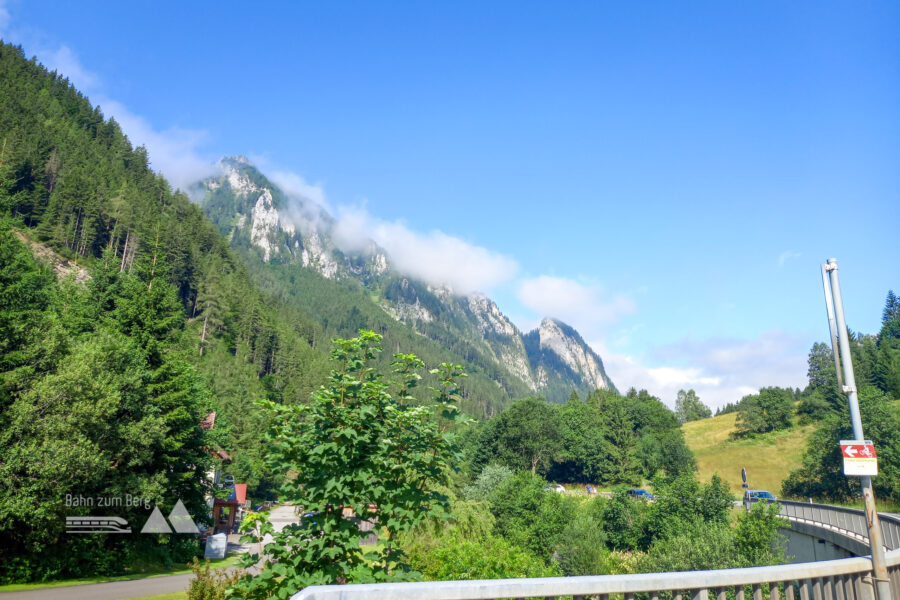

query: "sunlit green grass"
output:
682 412 814 496
0 555 240 592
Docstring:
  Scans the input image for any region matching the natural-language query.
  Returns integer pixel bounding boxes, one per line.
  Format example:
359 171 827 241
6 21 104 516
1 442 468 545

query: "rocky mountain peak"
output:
467 294 519 338
196 156 615 403
527 317 614 394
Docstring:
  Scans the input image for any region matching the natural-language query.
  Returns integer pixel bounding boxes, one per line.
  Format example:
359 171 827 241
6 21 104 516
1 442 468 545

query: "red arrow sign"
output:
840 441 877 459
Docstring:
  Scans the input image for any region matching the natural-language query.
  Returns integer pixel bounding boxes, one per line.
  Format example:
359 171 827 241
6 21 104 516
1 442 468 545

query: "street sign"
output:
840 440 878 476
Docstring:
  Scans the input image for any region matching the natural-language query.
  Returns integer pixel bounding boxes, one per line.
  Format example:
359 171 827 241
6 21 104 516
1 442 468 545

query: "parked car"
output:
743 489 777 509
627 488 655 501
543 484 566 493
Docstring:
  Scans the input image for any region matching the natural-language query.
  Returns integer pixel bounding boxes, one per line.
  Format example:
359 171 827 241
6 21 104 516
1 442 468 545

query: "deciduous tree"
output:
233 331 465 598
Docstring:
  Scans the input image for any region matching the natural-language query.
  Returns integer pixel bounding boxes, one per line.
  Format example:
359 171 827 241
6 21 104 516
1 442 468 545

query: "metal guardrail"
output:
292 549 900 600
779 501 900 551
290 502 900 600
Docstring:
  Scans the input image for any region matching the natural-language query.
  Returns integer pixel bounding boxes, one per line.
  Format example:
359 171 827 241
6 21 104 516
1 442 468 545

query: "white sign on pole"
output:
839 440 878 476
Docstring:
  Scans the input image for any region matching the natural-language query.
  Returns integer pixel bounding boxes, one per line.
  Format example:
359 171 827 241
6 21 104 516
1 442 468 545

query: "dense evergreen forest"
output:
244 260 535 417
0 41 332 581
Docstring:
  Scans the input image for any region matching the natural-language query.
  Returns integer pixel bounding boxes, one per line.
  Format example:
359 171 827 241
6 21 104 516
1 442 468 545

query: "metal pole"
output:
824 258 892 600
821 264 843 388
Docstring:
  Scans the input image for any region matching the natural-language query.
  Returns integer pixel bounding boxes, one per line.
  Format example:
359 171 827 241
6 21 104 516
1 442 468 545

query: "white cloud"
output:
268 170 329 211
331 205 519 294
1 17 217 193
0 0 11 35
595 330 808 410
778 250 802 267
99 99 216 191
40 45 100 91
235 156 332 230
516 276 636 337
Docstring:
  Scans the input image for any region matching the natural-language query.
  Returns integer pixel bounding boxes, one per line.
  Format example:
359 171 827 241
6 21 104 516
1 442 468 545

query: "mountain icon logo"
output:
140 500 200 534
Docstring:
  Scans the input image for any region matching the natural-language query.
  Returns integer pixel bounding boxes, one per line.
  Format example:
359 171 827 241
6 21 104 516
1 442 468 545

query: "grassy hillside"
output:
682 412 814 496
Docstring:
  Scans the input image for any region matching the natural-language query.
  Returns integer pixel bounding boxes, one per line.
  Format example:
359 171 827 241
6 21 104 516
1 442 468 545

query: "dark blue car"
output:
627 488 655 501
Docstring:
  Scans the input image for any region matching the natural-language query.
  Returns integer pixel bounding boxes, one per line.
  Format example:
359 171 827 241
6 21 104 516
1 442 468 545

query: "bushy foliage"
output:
674 389 712 423
462 463 514 501
555 505 611 576
232 332 465 598
411 530 561 580
187 558 245 600
734 387 794 436
734 501 788 566
600 492 649 551
474 390 694 486
487 471 576 562
638 497 785 573
643 474 733 545
638 521 741 572
783 387 900 502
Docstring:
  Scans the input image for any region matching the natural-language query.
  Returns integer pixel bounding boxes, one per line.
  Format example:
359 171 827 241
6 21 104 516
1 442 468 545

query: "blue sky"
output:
3 1 898 407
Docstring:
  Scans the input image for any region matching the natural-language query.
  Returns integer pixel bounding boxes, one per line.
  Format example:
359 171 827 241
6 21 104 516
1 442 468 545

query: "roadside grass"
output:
682 412 815 497
0 555 240 592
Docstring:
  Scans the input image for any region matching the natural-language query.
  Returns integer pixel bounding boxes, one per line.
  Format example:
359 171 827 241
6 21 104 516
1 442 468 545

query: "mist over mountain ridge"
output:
196 156 616 403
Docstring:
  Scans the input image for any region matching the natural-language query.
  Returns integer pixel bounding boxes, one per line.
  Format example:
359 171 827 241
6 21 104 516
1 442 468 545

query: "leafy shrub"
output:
412 531 561 580
637 521 740 572
644 474 733 545
487 471 575 562
639 501 787 572
734 501 788 566
230 332 465 598
734 387 794 436
600 492 649 551
399 497 496 562
187 557 244 600
783 387 900 502
462 463 513 501
555 507 610 576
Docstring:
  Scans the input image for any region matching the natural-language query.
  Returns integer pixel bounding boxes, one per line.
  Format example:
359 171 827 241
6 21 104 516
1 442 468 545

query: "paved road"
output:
0 506 300 600
0 573 195 600
269 503 301 532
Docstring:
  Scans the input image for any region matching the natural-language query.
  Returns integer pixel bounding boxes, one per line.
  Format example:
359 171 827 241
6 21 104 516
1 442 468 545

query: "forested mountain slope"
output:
196 157 617 405
0 37 615 516
0 41 332 502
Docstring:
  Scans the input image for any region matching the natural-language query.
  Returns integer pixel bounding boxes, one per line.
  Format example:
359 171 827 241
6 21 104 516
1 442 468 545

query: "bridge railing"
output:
779 500 900 551
290 502 900 600
291 549 900 600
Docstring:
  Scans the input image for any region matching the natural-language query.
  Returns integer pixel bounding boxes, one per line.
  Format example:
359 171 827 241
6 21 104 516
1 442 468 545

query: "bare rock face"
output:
534 318 612 391
197 156 616 403
249 190 279 262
